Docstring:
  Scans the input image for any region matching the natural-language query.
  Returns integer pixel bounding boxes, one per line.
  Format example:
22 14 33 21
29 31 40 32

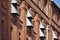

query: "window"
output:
26 10 33 28
44 0 47 6
52 30 58 40
54 39 58 40
45 4 48 16
11 0 19 15
40 37 45 40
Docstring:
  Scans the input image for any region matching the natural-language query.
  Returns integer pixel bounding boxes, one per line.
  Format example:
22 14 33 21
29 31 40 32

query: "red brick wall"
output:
0 0 11 40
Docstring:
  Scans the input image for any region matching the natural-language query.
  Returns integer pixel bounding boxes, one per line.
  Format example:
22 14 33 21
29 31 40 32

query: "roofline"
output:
51 1 60 11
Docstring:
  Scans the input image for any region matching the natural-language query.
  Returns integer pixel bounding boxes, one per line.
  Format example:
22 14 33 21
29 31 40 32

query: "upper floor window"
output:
44 3 48 16
44 0 47 6
26 10 33 28
52 30 58 40
11 0 19 15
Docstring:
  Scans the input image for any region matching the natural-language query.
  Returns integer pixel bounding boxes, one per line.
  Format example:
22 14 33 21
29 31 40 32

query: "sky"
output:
54 0 60 8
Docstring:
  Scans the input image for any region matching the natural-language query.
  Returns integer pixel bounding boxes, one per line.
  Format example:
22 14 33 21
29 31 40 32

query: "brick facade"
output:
0 0 60 40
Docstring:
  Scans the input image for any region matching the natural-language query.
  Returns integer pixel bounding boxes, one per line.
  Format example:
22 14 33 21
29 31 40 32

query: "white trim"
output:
26 18 33 26
39 29 45 37
11 4 18 13
27 10 33 17
52 30 58 39
11 0 18 4
39 22 45 29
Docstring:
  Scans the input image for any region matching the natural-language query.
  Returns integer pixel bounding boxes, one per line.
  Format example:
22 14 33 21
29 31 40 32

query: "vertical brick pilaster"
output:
48 25 52 40
1 0 11 40
28 36 32 40
33 14 40 40
48 1 52 18
48 1 52 40
20 1 27 40
11 24 19 40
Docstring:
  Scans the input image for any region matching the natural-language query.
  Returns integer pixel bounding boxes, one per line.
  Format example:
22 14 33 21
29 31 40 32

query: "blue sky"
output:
54 0 60 8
